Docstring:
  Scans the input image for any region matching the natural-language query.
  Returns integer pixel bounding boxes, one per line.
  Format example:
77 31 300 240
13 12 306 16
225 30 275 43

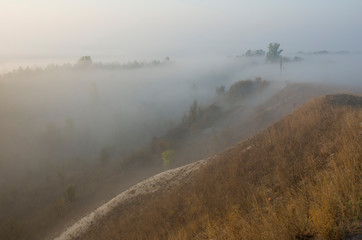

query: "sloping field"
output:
54 158 210 240
76 94 361 240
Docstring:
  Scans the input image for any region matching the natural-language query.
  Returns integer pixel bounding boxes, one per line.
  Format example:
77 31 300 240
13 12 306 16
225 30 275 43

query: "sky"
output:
1 0 362 58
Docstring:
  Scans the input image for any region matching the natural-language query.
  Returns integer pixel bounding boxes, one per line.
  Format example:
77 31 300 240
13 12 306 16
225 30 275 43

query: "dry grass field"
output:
79 94 361 240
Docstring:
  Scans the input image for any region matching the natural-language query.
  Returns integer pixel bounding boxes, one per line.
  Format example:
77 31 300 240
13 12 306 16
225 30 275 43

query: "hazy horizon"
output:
1 0 362 59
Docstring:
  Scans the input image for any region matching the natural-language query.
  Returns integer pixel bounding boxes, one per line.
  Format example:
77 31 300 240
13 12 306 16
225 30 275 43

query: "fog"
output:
1 53 361 181
235 53 362 87
1 52 361 240
0 58 240 183
1 1 362 239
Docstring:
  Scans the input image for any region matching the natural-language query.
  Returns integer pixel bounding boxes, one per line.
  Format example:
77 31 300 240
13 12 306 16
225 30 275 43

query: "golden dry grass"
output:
78 94 362 240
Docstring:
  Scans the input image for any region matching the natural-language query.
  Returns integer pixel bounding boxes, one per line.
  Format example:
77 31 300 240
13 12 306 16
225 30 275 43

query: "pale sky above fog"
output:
1 0 362 58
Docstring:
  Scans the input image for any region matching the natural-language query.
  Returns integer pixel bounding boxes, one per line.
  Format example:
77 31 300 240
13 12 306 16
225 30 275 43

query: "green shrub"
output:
162 150 175 167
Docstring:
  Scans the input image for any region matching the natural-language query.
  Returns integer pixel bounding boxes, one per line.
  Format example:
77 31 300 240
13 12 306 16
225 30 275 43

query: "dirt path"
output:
54 157 210 240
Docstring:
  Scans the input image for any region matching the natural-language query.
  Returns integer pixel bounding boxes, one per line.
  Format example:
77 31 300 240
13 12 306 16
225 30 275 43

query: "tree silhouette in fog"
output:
77 56 93 65
266 43 283 62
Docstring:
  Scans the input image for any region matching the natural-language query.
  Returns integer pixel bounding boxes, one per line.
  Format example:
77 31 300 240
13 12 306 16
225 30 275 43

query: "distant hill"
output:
75 94 361 240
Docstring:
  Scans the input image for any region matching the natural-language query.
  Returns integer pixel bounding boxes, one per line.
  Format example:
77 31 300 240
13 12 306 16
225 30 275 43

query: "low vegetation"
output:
1 57 172 78
80 94 361 240
121 77 270 168
162 150 175 167
226 77 269 101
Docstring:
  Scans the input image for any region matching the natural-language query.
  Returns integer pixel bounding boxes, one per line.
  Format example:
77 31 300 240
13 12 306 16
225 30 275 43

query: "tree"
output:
243 49 265 57
244 50 253 57
77 56 93 65
266 42 283 62
255 49 266 56
216 85 225 97
65 185 76 202
188 100 201 126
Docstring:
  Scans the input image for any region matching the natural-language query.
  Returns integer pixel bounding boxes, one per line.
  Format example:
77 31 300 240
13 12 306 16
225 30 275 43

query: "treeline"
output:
0 56 172 78
121 77 271 168
239 42 303 63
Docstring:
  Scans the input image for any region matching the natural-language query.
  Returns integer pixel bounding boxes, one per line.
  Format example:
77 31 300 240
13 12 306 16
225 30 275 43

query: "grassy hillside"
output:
80 94 361 240
0 81 356 240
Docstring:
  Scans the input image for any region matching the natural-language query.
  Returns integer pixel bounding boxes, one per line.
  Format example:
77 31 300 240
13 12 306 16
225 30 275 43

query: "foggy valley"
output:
0 1 361 240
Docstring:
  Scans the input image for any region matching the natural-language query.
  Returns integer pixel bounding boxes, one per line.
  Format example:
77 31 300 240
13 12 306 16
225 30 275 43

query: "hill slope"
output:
1 81 348 240
75 94 361 240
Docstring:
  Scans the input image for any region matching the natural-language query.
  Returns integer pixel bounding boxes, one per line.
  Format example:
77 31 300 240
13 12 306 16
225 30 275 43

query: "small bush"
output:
65 185 76 203
227 78 269 101
162 150 175 167
53 185 76 217
54 197 68 217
